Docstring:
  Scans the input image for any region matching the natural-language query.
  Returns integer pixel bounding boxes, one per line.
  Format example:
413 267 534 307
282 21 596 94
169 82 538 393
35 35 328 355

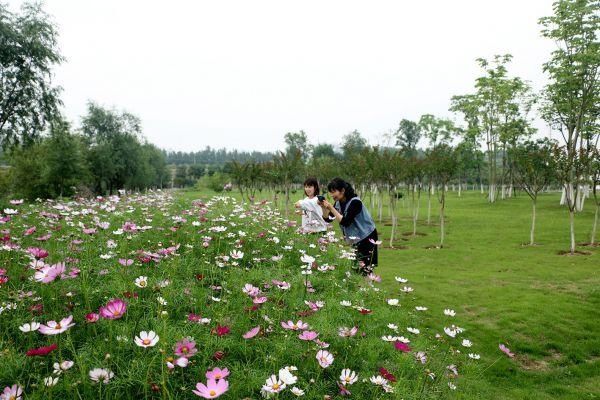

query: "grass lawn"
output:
185 188 599 399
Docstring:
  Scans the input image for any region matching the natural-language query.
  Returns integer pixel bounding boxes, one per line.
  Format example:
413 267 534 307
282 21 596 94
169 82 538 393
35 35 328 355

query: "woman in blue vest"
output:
320 177 379 275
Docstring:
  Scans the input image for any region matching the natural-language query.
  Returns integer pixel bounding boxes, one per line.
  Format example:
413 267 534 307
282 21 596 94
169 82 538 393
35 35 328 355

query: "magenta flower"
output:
174 338 198 357
393 341 411 352
27 247 49 259
192 378 229 398
33 262 65 283
206 367 230 380
39 315 75 335
86 313 100 323
99 298 127 319
242 326 260 339
298 331 319 341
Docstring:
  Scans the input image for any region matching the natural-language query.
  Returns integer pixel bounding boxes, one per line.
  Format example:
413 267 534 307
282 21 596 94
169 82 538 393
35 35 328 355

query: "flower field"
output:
0 192 483 399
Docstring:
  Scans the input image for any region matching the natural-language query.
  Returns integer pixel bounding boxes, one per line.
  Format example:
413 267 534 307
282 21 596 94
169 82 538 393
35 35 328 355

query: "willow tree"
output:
539 0 599 253
0 2 63 148
511 139 557 245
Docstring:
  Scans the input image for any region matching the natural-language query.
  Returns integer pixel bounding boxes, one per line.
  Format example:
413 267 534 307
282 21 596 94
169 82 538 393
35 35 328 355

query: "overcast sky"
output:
11 0 556 152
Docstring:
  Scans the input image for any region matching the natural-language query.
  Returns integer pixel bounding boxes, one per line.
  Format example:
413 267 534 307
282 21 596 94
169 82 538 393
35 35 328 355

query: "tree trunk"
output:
530 199 536 246
440 192 445 248
389 195 397 248
569 209 576 254
591 204 598 245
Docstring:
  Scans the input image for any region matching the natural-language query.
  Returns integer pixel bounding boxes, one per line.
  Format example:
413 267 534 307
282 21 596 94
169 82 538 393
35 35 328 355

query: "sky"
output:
10 0 557 152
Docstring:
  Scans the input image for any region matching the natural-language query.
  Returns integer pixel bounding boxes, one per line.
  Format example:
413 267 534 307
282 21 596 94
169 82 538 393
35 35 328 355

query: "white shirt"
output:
298 197 329 233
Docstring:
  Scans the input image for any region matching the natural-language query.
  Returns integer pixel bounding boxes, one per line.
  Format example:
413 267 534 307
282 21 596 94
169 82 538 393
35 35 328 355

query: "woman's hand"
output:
294 201 302 209
321 200 334 210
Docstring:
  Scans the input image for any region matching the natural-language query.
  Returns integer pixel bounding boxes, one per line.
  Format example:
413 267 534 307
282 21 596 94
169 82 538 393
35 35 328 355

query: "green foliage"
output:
0 1 64 149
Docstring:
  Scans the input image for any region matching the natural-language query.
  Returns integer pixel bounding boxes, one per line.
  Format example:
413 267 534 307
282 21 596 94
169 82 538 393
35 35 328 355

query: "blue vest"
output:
335 197 376 244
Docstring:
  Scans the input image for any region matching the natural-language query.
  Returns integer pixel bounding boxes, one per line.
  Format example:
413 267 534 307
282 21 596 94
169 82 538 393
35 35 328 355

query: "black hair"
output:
303 177 320 196
327 178 357 200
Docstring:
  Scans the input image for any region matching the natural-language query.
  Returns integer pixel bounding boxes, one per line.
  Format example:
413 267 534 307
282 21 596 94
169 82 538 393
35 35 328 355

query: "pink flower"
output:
298 331 319 341
24 226 36 236
242 326 260 339
192 378 229 398
252 296 267 304
99 298 127 319
206 367 230 380
280 320 308 331
174 338 197 357
316 349 334 368
1 384 23 400
118 258 134 266
338 326 358 337
499 343 515 358
39 315 75 335
34 262 65 283
122 221 138 232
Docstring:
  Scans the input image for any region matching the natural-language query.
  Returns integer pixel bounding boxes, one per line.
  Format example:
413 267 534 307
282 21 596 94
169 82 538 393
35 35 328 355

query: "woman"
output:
294 177 329 234
320 178 379 274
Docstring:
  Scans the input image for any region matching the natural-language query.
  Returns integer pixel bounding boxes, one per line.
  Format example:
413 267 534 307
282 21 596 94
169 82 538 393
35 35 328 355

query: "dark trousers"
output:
354 229 378 274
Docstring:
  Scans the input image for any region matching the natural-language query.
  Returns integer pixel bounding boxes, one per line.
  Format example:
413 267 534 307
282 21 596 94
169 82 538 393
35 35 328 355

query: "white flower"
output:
387 298 399 306
3 208 18 215
462 339 472 347
278 368 297 385
339 369 358 386
387 323 398 331
134 276 148 288
401 286 413 293
262 375 286 393
230 250 244 260
134 330 159 347
395 276 408 283
19 322 40 332
300 254 315 264
44 376 59 387
444 309 456 317
369 375 388 386
157 297 167 306
448 382 457 390
407 327 420 334
89 368 114 383
468 353 481 360
290 386 305 396
53 360 74 375
444 327 457 338
415 306 428 311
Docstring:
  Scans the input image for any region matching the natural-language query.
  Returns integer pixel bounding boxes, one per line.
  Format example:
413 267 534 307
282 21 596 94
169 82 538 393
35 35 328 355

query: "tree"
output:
0 2 63 148
590 147 600 245
451 55 534 203
341 130 367 159
395 119 421 157
312 143 336 159
511 139 557 245
42 117 89 198
539 0 599 253
427 144 458 248
284 131 311 161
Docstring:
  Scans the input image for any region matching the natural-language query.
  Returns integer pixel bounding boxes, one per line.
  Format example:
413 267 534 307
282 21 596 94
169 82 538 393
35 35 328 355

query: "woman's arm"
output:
321 200 343 223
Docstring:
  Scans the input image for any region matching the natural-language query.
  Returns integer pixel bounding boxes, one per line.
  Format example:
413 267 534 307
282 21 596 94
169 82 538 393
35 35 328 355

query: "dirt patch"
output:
517 351 562 371
382 245 409 250
520 243 542 247
401 231 427 237
578 242 599 248
424 245 446 250
557 250 593 256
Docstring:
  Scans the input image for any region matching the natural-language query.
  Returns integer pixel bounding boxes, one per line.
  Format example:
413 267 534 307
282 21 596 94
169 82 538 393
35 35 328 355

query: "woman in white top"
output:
294 177 329 234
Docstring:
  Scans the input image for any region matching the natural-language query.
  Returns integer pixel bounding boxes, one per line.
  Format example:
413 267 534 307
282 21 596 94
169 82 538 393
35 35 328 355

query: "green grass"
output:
192 188 600 399
374 190 599 399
